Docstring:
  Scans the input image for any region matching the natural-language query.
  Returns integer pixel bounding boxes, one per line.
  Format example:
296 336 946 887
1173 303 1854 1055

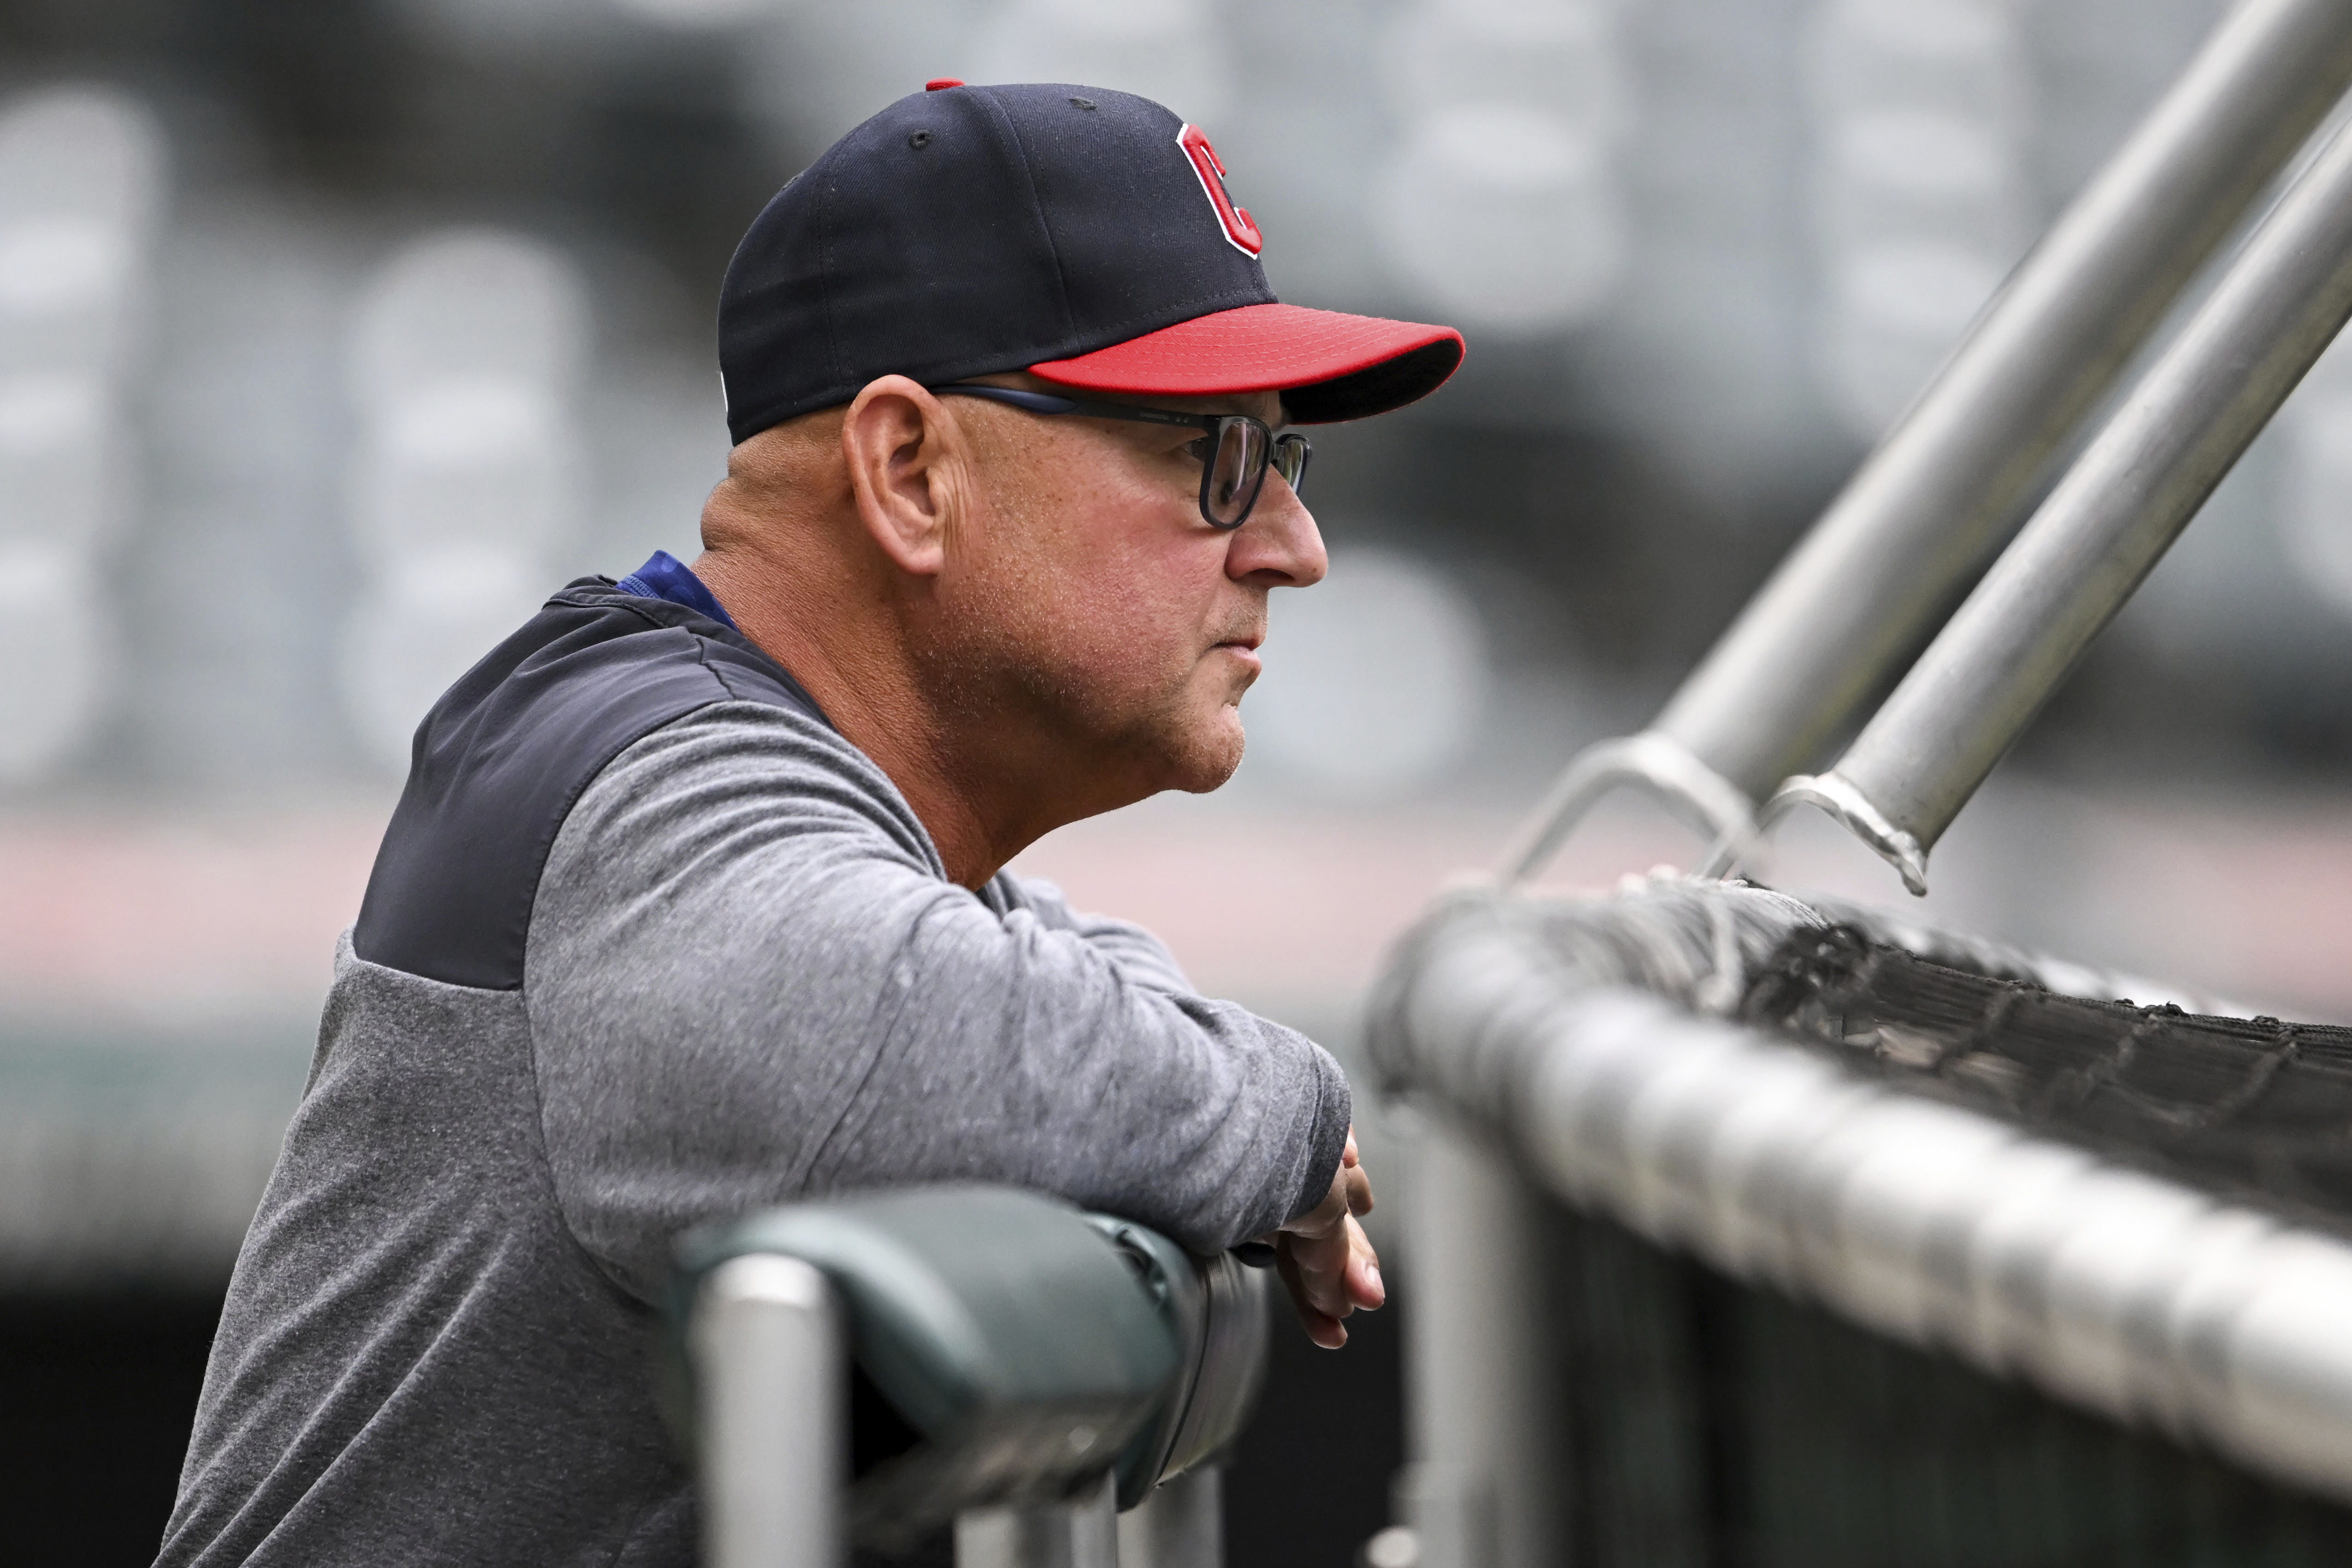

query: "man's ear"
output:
840 375 967 578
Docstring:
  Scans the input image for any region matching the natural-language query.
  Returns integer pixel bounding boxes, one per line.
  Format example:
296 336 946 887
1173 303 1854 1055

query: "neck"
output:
692 543 1061 890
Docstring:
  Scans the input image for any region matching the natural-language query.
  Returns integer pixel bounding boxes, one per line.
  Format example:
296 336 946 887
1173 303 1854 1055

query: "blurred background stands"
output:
2 0 2350 1562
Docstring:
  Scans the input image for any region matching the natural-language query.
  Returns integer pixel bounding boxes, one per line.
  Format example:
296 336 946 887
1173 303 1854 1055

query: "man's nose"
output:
1227 475 1327 588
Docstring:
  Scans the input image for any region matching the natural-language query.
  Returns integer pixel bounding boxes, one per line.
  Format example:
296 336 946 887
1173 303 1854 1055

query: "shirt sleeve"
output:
521 701 1352 1302
991 873 1198 998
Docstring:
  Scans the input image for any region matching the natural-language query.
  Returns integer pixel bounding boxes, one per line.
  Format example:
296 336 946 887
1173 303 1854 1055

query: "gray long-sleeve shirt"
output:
158 578 1350 1567
532 703 1349 1297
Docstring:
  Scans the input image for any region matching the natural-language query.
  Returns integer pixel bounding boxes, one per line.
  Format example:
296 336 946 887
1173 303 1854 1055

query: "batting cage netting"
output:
1372 874 2352 1566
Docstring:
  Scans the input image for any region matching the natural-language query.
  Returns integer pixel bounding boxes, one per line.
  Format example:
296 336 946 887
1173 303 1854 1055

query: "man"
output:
159 81 1462 1566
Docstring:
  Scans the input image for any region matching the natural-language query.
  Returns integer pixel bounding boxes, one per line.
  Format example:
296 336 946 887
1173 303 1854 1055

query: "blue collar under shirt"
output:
614 550 739 632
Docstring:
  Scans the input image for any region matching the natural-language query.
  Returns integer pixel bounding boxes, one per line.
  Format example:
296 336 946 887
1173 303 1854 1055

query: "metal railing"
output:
1373 879 2352 1566
673 1186 1269 1568
1504 0 2352 886
1390 6 2352 1564
1752 81 2352 891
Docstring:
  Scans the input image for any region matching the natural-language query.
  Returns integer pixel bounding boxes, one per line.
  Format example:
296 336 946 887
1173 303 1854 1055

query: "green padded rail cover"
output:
673 1186 1181 1548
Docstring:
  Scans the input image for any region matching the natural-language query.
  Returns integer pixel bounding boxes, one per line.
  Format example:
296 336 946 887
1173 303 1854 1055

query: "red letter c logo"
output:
1177 124 1262 258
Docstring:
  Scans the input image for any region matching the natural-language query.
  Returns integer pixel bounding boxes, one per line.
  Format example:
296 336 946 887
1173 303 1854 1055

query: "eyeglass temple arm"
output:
931 383 1216 432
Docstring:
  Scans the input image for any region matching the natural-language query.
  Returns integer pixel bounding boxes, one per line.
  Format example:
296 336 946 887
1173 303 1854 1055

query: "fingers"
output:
1340 1127 1373 1214
1273 1136 1383 1345
1274 1241 1350 1349
1344 1213 1385 1311
1285 1219 1350 1318
1276 1213 1385 1349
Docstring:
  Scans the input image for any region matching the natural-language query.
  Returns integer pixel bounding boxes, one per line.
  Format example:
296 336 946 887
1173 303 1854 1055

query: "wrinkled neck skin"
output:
691 492 1168 892
690 552 1039 891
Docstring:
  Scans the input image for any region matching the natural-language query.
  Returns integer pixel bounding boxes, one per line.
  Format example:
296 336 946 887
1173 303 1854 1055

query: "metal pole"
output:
955 1478 1119 1568
1503 0 2352 884
1114 1467 1225 1568
1398 1120 1562 1568
694 1254 845 1568
1762 106 2352 894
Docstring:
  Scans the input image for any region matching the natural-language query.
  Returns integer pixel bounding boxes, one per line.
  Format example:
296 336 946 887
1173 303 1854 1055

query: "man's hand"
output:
1268 1128 1383 1349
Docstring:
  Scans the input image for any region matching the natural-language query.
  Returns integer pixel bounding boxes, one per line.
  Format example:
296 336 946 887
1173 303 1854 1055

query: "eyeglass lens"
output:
1206 418 1267 527
1203 421 1312 528
1272 433 1309 494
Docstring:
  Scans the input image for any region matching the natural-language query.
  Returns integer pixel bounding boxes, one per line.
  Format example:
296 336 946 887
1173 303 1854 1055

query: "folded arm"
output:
521 702 1353 1302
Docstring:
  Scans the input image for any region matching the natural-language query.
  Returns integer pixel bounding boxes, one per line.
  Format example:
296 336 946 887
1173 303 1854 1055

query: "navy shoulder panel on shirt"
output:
353 578 828 990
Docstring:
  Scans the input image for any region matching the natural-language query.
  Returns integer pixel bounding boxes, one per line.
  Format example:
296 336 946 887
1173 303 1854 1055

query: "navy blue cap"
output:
716 81 1463 444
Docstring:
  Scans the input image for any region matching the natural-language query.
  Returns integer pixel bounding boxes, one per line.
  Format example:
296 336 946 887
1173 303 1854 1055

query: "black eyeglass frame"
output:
931 382 1310 531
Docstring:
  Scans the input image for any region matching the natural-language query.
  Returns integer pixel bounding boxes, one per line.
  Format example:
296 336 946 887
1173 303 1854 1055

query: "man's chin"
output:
1165 713 1247 795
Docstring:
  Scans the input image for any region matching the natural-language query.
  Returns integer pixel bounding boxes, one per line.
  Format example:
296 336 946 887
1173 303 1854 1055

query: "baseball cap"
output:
716 81 1464 445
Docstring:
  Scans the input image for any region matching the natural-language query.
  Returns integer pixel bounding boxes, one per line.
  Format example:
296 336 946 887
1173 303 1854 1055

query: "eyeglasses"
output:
932 383 1310 531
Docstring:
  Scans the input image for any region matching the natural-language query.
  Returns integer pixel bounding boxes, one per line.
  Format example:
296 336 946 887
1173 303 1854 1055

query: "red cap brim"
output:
1029 302 1464 424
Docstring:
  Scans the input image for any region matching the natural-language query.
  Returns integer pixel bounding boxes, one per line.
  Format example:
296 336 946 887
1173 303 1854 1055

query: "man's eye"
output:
1183 436 1214 468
